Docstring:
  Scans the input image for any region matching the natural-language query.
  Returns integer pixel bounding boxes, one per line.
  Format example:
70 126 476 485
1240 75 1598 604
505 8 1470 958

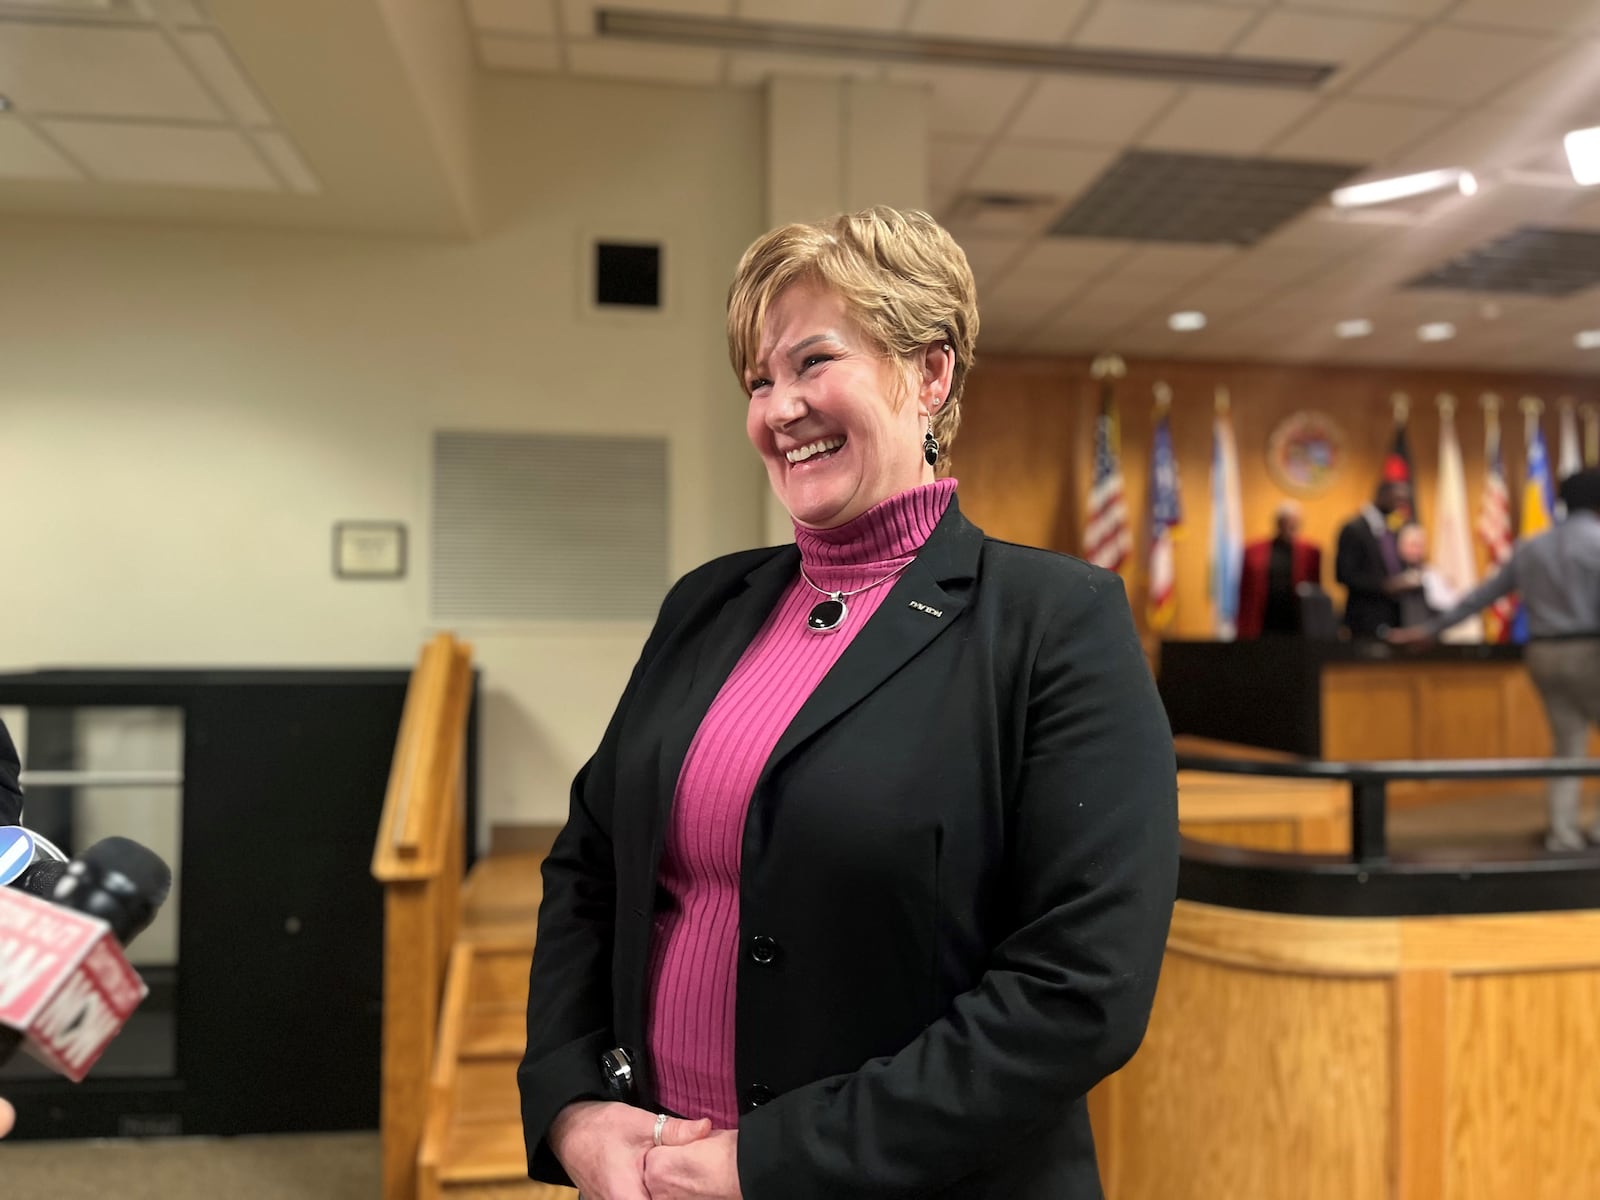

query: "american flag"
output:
1477 407 1517 643
1146 405 1182 630
1084 382 1131 571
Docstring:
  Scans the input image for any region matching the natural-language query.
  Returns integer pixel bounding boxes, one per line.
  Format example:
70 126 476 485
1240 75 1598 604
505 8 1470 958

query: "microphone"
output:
0 825 68 889
0 837 172 1081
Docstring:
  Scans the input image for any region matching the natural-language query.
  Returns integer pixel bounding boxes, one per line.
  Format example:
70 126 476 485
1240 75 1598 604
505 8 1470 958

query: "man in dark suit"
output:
1238 501 1323 638
1336 480 1413 636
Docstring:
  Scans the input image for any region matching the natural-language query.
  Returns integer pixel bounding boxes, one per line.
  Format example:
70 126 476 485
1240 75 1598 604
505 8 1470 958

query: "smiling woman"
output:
518 207 1179 1200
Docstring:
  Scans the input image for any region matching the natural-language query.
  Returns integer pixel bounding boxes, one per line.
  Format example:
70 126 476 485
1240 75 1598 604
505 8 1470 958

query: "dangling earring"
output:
923 423 940 468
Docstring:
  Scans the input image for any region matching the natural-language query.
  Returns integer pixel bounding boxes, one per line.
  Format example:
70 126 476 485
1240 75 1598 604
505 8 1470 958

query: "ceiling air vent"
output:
1048 151 1363 246
1406 226 1600 297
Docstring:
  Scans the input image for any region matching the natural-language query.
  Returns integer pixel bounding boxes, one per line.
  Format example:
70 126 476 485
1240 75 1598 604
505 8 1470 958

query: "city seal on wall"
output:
1266 410 1346 497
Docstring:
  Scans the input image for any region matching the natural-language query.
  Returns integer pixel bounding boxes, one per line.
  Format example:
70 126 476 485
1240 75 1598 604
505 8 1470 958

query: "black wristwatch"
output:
600 1046 636 1101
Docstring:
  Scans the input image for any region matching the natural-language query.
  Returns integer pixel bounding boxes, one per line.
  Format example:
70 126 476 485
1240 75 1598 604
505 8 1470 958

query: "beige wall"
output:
3 74 769 833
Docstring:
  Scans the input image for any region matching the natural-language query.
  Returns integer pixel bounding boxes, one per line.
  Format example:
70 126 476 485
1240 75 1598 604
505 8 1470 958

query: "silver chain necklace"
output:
799 560 912 634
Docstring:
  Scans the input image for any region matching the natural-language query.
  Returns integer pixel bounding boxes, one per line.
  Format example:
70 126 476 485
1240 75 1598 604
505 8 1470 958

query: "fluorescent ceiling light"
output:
1336 319 1373 339
1566 126 1600 187
1167 311 1207 332
1418 322 1457 343
596 9 1335 88
1577 330 1600 350
1331 168 1477 208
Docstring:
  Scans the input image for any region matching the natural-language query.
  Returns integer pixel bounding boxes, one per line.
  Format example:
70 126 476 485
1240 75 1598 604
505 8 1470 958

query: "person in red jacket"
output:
1237 502 1323 638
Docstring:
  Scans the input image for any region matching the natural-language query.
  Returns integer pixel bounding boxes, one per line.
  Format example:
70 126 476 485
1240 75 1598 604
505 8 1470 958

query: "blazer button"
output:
743 1084 776 1112
749 935 779 966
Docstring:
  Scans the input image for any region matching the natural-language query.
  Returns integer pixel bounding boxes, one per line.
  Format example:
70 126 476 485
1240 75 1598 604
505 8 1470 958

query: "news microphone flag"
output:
0 885 148 1081
0 827 37 887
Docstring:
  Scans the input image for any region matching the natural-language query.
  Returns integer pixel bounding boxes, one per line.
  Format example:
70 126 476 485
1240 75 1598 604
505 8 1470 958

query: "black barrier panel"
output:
0 669 479 1141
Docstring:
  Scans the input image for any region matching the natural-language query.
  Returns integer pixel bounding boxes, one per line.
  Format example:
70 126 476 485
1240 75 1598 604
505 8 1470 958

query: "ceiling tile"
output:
886 66 1031 139
1206 243 1343 286
1072 2 1258 54
1484 38 1600 125
1019 237 1137 275
908 0 1090 41
1116 243 1240 283
1141 87 1320 155
739 0 910 32
930 135 989 195
1268 97 1454 161
951 234 1027 283
251 130 320 195
1283 0 1453 17
479 34 561 71
0 24 223 120
140 0 210 24
968 141 1114 199
1448 0 1600 33
1233 11 1419 84
1006 76 1178 146
178 31 272 126
1385 110 1567 174
468 0 556 36
0 114 82 181
565 39 724 84
1350 26 1564 106
730 51 882 84
42 120 279 190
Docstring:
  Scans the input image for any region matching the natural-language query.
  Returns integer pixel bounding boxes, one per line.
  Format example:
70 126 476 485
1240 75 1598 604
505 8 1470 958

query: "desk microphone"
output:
0 837 171 1081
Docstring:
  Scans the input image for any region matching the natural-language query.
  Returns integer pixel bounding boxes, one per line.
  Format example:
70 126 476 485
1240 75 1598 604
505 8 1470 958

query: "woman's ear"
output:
917 341 955 412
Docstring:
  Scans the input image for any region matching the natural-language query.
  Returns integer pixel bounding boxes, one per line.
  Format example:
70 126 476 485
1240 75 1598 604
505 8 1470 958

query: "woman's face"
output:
744 284 937 530
1398 526 1427 565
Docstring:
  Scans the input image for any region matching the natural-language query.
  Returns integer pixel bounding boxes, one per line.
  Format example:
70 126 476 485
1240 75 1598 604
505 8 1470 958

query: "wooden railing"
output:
372 632 475 1200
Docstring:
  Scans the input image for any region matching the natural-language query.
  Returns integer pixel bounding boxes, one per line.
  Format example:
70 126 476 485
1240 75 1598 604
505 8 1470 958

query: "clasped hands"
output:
551 1100 742 1200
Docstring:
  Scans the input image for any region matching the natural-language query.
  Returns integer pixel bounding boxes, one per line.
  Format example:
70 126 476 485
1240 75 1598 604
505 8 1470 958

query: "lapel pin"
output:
907 600 944 618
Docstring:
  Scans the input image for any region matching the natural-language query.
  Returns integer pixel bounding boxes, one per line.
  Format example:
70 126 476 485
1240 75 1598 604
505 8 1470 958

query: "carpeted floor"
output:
0 1132 380 1199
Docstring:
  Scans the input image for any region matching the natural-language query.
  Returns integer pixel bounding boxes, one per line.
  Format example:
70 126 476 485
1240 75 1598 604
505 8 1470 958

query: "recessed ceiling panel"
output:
1047 151 1362 246
0 23 222 119
1406 226 1600 297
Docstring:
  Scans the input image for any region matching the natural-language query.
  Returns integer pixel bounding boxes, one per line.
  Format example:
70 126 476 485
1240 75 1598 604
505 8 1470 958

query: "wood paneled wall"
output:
955 357 1600 638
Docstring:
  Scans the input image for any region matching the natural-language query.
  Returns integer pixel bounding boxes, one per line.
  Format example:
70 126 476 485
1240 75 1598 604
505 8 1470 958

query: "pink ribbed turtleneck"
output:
645 478 956 1127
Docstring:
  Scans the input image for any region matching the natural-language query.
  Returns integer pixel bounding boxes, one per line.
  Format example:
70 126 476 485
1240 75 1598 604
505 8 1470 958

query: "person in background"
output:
1392 523 1461 628
518 207 1178 1200
1336 480 1413 637
1390 467 1600 851
1237 500 1322 638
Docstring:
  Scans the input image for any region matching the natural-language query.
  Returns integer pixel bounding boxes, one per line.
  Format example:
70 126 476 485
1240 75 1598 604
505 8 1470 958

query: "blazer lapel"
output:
765 499 984 776
652 546 800 824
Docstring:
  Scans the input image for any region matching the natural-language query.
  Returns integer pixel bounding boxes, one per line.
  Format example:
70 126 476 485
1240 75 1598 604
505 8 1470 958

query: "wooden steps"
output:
420 854 577 1200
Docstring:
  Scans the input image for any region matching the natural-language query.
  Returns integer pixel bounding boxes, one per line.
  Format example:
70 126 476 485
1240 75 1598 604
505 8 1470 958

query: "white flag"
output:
1559 400 1582 481
1209 405 1244 640
1433 402 1481 643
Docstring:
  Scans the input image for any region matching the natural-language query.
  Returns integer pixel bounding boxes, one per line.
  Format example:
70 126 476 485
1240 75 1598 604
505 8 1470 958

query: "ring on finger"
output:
653 1112 669 1147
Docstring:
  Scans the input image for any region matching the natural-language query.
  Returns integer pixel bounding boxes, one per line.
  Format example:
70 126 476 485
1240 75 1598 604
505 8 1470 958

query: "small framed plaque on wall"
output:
333 522 407 580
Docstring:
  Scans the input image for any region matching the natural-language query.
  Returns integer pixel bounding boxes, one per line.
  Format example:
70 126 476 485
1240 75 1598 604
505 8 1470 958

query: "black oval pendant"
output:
807 598 846 633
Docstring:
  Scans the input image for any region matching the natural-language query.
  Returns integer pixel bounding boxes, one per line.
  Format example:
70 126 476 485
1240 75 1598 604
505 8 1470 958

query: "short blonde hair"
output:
726 207 979 469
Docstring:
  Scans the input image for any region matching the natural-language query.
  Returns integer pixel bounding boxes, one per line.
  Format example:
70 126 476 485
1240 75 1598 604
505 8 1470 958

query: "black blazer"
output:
1335 512 1400 636
1 715 22 826
519 497 1178 1199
